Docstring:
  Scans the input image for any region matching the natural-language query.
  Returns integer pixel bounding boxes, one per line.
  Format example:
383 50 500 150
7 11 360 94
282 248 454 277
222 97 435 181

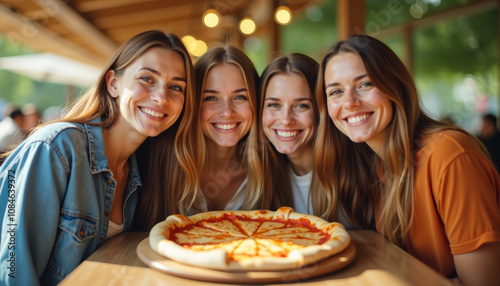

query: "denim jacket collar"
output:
84 117 142 192
85 118 109 174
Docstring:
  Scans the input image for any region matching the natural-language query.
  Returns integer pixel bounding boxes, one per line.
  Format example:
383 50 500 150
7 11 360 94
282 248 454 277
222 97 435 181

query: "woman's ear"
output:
106 70 119 98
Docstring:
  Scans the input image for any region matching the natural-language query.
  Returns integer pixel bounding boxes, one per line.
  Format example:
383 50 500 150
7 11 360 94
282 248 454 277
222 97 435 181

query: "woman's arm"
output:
0 141 68 286
454 241 500 286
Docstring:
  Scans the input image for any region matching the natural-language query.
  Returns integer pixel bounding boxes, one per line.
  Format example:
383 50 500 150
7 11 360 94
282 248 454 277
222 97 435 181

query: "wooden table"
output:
60 230 452 285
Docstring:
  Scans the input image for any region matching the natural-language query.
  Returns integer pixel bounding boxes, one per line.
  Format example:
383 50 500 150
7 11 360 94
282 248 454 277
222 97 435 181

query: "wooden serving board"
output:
136 238 356 284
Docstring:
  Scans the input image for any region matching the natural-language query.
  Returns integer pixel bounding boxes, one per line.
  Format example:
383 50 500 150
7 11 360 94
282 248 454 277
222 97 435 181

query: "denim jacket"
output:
0 119 142 285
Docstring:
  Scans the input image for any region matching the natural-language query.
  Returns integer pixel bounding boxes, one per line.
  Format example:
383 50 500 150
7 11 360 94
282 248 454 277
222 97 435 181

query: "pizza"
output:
149 207 350 271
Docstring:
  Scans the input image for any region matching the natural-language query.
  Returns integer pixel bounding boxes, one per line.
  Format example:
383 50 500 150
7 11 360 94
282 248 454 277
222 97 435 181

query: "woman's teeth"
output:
277 130 299 138
141 107 165 118
215 123 237 130
347 114 369 123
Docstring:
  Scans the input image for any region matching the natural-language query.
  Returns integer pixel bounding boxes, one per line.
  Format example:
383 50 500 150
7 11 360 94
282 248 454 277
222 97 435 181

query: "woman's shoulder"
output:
420 130 482 154
416 129 487 167
27 121 87 144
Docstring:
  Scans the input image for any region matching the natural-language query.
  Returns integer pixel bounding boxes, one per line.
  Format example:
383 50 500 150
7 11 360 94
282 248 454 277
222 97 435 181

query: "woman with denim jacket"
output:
0 30 195 285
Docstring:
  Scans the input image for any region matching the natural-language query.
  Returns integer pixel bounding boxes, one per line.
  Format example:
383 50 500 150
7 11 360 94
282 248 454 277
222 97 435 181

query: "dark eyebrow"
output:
264 97 281 101
234 88 247 93
203 89 218 94
325 74 368 89
139 67 186 83
203 87 247 94
265 97 312 102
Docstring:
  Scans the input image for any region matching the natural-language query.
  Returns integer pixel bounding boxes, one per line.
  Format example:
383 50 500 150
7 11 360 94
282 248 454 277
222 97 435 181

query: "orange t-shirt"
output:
375 130 500 277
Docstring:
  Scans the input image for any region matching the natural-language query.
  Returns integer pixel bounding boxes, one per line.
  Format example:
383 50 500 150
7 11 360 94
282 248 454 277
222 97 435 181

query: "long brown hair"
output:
258 53 330 217
315 34 489 245
177 44 265 214
127 31 197 231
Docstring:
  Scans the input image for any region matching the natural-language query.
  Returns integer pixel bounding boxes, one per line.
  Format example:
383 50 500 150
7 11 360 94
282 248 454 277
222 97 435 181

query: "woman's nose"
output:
280 108 295 125
151 86 169 105
343 89 360 109
219 99 235 117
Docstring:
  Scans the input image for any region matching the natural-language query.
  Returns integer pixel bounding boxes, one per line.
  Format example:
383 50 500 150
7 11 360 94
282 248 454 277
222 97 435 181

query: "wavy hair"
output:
257 53 331 217
118 31 196 231
176 44 264 214
315 34 488 245
0 30 197 230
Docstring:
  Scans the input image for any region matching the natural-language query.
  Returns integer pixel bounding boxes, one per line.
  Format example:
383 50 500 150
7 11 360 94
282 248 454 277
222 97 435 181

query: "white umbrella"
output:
0 53 102 87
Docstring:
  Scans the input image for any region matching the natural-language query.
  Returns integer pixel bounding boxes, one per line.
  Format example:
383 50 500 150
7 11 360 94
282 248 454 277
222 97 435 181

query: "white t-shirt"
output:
105 220 123 240
290 169 355 230
195 177 248 213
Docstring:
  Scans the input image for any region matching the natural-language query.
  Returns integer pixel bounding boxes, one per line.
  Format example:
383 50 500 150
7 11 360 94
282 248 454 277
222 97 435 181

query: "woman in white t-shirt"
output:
258 53 354 229
185 44 265 214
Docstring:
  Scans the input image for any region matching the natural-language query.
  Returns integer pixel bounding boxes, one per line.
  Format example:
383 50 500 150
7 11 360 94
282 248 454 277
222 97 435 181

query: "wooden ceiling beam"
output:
0 3 106 67
33 0 118 58
74 0 158 12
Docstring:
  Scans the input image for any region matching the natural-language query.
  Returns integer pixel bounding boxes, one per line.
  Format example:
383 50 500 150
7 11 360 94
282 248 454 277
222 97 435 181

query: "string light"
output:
203 9 220 28
181 35 197 53
239 17 256 35
275 6 292 25
191 40 207 57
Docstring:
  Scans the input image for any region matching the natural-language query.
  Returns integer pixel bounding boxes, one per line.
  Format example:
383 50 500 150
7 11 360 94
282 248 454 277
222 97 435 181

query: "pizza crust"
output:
149 207 350 271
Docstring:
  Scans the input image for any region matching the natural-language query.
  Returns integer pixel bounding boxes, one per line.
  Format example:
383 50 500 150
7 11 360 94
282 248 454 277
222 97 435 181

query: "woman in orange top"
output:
315 34 500 285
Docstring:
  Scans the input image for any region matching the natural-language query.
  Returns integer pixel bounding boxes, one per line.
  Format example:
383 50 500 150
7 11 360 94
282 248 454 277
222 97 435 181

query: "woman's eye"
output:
140 76 154 84
295 103 310 109
203 95 217 102
266 103 280 108
329 89 343 97
169 85 183 92
359 82 373 89
234 95 248 101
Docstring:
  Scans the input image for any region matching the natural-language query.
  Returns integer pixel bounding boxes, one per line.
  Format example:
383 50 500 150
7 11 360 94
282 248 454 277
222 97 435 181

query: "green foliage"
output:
281 0 337 62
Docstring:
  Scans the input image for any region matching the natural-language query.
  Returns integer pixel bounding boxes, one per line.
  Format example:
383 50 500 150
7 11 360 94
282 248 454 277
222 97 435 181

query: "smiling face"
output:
107 47 186 140
262 73 315 157
199 63 253 148
324 52 393 153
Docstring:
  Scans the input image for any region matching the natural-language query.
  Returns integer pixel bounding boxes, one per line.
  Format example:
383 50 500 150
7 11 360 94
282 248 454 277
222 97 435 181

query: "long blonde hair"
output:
258 53 334 218
124 31 197 231
177 44 264 214
316 34 489 246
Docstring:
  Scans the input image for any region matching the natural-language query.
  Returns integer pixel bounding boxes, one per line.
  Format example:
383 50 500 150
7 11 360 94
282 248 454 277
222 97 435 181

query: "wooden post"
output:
338 0 366 40
270 0 280 55
498 0 500 126
403 25 414 74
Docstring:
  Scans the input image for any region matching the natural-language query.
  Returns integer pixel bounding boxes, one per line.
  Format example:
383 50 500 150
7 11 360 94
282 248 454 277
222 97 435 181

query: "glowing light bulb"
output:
239 17 256 35
181 35 197 53
191 40 207 57
203 9 219 28
275 6 292 25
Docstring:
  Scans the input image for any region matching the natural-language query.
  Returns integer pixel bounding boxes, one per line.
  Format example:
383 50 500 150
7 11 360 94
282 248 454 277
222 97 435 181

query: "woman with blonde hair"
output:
258 53 352 228
316 34 500 285
185 44 265 214
0 30 194 285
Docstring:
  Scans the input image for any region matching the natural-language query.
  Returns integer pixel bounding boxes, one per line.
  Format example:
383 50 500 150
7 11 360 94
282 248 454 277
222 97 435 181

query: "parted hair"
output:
257 53 330 217
176 44 265 214
0 30 197 230
116 31 196 231
315 34 488 245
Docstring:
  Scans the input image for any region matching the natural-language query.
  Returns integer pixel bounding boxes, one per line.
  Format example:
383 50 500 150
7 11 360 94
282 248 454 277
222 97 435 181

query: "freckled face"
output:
324 53 393 152
107 47 186 140
200 63 253 148
262 73 315 156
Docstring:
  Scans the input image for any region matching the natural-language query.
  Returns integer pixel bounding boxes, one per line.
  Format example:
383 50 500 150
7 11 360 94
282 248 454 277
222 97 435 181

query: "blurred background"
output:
0 0 498 135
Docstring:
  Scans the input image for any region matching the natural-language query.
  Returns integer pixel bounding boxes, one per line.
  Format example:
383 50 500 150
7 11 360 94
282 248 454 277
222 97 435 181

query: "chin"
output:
276 147 297 155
